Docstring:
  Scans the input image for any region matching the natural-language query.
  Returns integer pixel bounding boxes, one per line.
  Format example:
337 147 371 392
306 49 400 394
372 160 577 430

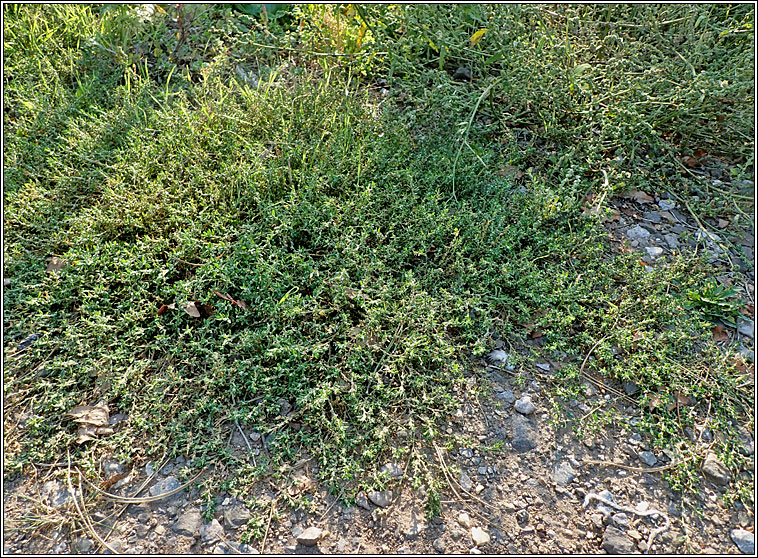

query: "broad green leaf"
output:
470 28 488 46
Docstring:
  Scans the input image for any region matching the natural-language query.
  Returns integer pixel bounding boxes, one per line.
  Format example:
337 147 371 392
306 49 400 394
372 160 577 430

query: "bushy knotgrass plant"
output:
3 3 753 513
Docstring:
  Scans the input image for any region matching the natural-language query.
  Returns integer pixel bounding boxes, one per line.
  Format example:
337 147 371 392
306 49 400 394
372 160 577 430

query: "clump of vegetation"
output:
3 3 754 517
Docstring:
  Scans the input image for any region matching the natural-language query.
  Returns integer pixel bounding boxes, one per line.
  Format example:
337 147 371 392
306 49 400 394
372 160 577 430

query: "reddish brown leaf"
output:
157 304 168 316
712 325 729 342
213 290 235 303
682 156 699 168
101 473 127 490
692 148 708 160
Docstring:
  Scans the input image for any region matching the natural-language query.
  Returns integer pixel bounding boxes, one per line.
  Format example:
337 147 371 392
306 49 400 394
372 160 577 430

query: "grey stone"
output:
496 390 515 403
396 545 412 554
486 349 510 366
645 246 664 259
200 519 225 544
623 382 639 395
738 321 754 338
433 538 446 553
356 492 372 510
452 66 472 81
459 472 473 492
643 211 662 223
277 398 292 416
626 225 650 241
612 513 629 528
664 233 680 249
403 516 426 539
103 459 125 476
172 511 202 537
42 481 74 508
367 490 393 507
511 414 538 452
602 526 636 554
535 362 551 371
658 199 676 211
702 452 730 485
731 529 754 554
73 537 93 553
224 504 251 529
380 463 404 479
515 509 528 524
737 427 754 456
514 395 536 415
149 476 181 497
471 527 490 547
553 461 576 487
638 451 657 467
296 527 323 547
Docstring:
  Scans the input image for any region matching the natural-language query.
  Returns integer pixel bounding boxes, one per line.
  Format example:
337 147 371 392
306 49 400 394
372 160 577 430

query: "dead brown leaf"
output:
46 256 66 274
529 329 544 340
182 301 214 318
182 301 202 318
213 290 236 303
712 325 729 343
626 190 654 204
66 404 110 427
66 403 113 444
74 424 114 444
647 393 663 410
213 291 249 310
498 164 524 180
101 473 127 490
681 155 699 168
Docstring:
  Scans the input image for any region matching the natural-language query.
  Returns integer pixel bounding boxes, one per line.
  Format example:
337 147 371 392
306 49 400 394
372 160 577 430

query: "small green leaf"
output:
484 52 504 66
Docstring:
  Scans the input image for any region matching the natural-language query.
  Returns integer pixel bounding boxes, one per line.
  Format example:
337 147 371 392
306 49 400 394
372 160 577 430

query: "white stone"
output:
471 527 490 547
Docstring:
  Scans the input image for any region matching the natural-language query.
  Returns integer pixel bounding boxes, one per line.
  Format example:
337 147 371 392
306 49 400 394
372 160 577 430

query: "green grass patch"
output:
3 4 754 513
